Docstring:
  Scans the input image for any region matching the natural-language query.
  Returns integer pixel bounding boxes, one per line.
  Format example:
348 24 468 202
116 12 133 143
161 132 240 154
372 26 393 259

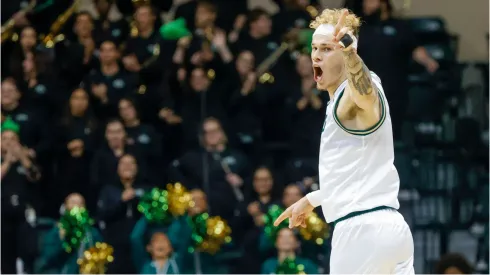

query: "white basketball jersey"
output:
306 72 400 223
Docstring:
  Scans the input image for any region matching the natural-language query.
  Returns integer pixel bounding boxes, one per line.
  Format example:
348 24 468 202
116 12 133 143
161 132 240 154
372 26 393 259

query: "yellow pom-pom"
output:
197 216 232 254
78 242 114 274
166 182 192 216
299 212 330 245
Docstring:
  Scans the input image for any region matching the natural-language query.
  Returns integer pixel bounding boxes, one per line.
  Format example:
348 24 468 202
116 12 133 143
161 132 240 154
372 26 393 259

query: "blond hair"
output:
310 9 362 37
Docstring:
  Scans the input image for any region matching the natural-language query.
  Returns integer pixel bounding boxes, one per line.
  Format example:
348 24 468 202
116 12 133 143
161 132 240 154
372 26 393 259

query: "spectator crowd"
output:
1 0 486 274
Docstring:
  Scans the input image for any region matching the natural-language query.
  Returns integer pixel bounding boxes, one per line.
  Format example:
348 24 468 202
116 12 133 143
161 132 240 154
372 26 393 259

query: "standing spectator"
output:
1 78 51 162
14 51 58 118
287 54 327 159
55 88 98 211
92 0 129 47
169 117 250 222
97 154 148 273
90 119 145 189
118 97 162 183
1 118 41 274
85 40 138 120
56 12 98 89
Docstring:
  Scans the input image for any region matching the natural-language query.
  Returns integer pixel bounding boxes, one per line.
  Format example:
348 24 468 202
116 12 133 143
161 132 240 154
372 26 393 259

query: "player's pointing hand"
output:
274 196 315 228
333 9 358 52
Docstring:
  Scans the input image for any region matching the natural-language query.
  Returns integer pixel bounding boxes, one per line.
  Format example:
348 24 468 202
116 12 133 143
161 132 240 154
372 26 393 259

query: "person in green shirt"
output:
35 193 103 274
167 189 229 274
261 228 318 274
130 217 180 274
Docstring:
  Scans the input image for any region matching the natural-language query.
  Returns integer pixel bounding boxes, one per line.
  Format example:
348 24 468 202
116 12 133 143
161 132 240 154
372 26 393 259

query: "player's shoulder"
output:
369 71 382 84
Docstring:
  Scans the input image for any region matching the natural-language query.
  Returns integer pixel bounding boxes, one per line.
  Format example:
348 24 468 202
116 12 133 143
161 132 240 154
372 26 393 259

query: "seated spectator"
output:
130 224 180 274
55 88 98 211
97 154 148 273
169 117 249 222
261 228 318 274
35 193 103 274
167 189 228 274
435 253 473 274
1 117 41 273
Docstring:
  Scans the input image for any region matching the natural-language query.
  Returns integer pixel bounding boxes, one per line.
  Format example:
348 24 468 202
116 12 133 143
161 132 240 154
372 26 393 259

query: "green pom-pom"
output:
263 204 287 242
1 117 20 134
159 17 192 40
137 188 172 224
187 212 209 253
59 207 93 253
276 257 305 274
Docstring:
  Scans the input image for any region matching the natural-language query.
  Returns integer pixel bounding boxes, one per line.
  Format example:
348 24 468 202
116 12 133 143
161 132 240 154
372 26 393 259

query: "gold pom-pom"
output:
77 242 114 274
198 216 232 254
166 182 192 216
299 212 330 245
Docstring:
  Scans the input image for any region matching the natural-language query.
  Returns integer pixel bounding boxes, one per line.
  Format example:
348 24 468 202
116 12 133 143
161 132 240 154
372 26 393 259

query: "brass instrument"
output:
256 43 290 84
40 0 81 48
130 0 151 37
256 29 303 84
305 5 319 18
1 0 37 44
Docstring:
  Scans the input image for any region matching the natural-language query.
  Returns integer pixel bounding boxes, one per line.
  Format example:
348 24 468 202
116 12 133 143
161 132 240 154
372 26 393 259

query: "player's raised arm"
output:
334 10 378 111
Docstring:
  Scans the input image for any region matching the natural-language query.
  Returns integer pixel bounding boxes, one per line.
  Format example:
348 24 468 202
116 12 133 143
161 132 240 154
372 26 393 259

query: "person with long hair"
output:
55 88 98 212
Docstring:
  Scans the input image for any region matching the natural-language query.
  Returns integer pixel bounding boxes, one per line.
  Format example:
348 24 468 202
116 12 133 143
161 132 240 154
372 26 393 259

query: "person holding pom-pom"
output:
261 228 318 274
35 193 103 274
167 189 230 274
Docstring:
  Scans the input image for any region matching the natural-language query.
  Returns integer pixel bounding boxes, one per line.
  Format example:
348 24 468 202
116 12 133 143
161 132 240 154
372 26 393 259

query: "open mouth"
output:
313 66 323 82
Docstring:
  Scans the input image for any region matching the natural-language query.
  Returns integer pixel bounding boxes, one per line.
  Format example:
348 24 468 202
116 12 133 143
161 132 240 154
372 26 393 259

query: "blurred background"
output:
1 0 488 274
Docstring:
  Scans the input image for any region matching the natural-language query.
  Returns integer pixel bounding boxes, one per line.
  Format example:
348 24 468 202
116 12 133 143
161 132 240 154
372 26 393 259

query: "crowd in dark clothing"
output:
0 0 455 274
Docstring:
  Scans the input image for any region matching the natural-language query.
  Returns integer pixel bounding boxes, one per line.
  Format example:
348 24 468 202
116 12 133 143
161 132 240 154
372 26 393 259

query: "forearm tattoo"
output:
343 51 373 96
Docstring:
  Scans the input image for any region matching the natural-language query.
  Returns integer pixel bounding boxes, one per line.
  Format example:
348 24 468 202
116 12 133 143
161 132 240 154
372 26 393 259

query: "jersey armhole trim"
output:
332 87 386 136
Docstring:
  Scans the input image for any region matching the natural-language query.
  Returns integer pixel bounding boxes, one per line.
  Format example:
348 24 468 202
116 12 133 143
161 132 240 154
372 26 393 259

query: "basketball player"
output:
274 9 414 274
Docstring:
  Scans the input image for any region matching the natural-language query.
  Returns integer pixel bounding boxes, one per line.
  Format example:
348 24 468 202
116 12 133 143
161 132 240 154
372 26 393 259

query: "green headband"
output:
1 117 20 134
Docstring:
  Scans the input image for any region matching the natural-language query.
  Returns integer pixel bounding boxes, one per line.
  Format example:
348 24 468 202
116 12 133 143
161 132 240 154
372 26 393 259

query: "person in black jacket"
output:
169 117 250 223
1 118 41 274
55 88 99 212
97 153 148 274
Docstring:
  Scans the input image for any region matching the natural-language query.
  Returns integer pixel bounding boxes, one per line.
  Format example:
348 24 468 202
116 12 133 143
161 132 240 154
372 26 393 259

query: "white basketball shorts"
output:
329 208 414 274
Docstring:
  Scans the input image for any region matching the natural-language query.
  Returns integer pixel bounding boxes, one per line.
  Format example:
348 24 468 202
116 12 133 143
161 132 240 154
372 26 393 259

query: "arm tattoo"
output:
343 51 373 96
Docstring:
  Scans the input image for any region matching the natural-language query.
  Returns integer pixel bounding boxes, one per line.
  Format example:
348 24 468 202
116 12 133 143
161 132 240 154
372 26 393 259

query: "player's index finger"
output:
274 209 291 226
335 9 348 32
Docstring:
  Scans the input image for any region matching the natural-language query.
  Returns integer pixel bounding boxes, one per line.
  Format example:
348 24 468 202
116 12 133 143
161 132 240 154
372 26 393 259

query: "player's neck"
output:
326 73 347 99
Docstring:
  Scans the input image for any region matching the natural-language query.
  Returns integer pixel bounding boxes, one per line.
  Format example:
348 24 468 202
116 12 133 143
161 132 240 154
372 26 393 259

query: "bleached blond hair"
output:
310 9 362 37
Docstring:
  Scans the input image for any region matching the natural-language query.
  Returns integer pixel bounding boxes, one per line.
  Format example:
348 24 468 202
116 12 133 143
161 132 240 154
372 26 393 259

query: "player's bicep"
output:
345 82 379 111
